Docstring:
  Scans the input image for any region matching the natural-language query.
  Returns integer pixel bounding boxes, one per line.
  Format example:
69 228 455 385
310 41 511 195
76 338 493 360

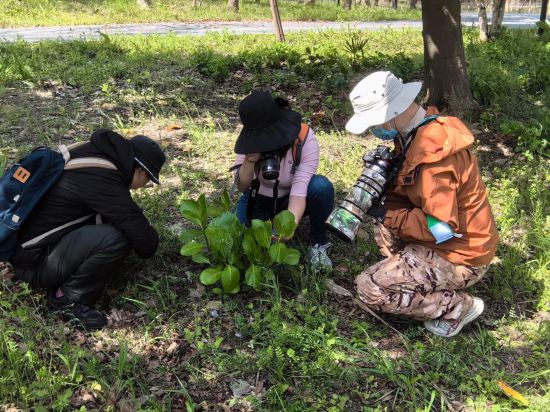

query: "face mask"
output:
369 126 399 141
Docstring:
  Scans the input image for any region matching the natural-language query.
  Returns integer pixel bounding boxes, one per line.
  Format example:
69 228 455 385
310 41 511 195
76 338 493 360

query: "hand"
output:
244 153 261 164
367 204 387 222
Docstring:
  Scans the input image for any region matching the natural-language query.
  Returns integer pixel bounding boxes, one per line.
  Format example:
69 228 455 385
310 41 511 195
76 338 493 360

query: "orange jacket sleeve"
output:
383 157 460 243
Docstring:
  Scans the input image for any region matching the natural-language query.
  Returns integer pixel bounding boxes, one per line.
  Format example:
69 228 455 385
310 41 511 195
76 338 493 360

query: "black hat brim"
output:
234 109 302 154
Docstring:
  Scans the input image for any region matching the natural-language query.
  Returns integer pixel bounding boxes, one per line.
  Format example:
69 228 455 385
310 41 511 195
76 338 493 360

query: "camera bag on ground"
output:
0 143 116 261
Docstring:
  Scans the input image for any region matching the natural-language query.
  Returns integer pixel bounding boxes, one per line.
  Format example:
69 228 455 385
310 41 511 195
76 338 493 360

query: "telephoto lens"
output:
326 145 394 242
260 152 280 180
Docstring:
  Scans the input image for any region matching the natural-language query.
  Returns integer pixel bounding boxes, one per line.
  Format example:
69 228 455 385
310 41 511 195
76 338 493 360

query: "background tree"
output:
344 0 353 10
489 0 507 37
304 0 315 5
228 0 239 12
421 0 474 116
391 0 398 8
477 0 490 41
409 0 419 8
539 0 549 36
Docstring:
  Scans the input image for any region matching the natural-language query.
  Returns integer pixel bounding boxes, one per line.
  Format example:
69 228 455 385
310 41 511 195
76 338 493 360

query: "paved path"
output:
0 13 544 42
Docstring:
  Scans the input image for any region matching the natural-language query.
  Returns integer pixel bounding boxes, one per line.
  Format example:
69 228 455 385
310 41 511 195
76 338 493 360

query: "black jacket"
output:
16 130 159 261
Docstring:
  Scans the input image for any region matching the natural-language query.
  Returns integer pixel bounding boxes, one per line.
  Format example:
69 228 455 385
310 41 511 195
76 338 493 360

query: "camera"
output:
325 145 396 242
259 152 280 180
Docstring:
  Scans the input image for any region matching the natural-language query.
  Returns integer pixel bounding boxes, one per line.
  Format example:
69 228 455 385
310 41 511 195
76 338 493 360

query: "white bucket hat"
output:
345 71 422 135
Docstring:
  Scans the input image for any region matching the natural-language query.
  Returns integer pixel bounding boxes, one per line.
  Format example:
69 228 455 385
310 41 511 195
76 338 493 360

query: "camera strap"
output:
272 178 279 217
247 177 261 222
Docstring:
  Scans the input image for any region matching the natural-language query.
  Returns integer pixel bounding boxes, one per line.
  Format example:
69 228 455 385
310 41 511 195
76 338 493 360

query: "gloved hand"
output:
366 203 387 222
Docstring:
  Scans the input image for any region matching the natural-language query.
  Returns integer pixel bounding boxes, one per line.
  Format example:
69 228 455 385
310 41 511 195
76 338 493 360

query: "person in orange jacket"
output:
346 71 498 337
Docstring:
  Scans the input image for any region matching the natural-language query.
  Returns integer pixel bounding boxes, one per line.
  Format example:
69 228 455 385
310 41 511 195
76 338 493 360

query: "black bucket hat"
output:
234 91 302 154
130 135 166 184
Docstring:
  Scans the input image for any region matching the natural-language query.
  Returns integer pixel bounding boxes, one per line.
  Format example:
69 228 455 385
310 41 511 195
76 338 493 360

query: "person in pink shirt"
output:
233 91 334 272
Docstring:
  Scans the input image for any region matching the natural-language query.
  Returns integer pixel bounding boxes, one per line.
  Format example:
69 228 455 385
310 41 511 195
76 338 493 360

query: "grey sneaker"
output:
309 243 333 273
424 297 485 338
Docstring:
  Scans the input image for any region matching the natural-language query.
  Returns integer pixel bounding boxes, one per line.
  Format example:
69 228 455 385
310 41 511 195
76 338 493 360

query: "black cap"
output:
130 135 166 184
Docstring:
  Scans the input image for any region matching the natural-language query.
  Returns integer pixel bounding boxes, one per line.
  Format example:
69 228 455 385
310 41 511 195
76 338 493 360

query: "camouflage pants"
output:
355 224 488 321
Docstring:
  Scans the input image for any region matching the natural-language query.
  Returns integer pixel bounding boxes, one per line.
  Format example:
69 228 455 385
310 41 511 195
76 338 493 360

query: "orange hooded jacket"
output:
383 108 498 266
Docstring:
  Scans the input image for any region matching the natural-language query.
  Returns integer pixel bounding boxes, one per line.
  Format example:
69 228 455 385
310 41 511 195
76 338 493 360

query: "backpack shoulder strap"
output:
58 143 117 171
64 158 117 171
291 123 310 174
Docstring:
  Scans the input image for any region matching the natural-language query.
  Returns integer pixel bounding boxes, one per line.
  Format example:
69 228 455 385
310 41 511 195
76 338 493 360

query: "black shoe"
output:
48 293 106 330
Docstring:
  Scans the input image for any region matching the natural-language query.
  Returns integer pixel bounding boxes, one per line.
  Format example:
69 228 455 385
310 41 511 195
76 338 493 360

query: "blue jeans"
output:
235 175 334 246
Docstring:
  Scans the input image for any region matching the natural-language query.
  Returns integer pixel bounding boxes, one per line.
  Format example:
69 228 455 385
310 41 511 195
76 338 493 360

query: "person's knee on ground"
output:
355 245 486 335
58 224 131 306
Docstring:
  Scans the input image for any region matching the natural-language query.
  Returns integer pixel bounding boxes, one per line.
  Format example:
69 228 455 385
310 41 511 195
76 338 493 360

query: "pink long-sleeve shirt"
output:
235 128 320 198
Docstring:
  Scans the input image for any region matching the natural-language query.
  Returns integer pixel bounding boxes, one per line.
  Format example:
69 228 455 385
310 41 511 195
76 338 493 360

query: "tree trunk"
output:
477 1 489 41
374 0 379 6
489 0 506 37
228 0 239 12
136 0 151 9
304 0 315 5
269 0 285 42
344 0 352 10
421 0 474 117
409 0 419 8
539 0 549 36
391 0 398 9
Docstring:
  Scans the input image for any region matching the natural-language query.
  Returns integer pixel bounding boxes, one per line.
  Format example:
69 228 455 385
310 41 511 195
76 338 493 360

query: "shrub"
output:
179 193 301 293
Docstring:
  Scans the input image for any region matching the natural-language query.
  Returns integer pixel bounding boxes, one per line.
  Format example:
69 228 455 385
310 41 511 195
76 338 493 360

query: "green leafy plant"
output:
179 193 301 293
500 118 549 159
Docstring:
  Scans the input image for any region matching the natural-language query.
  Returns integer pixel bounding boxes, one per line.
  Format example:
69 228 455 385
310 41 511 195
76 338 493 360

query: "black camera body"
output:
259 152 280 180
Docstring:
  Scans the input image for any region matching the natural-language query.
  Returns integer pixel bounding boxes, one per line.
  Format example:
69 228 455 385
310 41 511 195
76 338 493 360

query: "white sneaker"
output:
424 297 485 338
309 243 333 273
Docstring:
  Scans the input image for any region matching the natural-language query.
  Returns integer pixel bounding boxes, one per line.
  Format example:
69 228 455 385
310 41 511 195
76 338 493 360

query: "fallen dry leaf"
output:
166 341 179 355
164 124 182 132
497 380 529 406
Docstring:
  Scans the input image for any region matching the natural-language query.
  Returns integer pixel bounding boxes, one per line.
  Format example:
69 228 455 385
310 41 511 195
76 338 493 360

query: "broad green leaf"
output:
242 231 262 264
212 287 222 295
179 228 204 244
268 242 288 263
192 254 210 264
220 189 232 211
221 265 240 294
205 225 234 263
200 267 222 285
283 247 300 266
274 210 297 239
180 241 205 256
179 199 203 227
207 203 225 218
197 194 208 228
206 212 244 265
244 264 262 290
251 219 272 248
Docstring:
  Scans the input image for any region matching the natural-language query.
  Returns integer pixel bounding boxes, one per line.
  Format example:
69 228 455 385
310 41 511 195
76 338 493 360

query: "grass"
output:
0 27 549 410
0 0 422 28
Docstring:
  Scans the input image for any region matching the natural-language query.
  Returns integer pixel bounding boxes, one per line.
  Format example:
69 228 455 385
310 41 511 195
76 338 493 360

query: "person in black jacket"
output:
11 129 166 330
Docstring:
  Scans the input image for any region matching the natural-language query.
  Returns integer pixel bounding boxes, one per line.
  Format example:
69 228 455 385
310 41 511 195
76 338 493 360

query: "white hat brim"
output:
345 81 422 135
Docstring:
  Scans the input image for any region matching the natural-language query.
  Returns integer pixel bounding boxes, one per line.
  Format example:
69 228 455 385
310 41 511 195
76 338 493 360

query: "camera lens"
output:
260 153 279 180
326 145 395 242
